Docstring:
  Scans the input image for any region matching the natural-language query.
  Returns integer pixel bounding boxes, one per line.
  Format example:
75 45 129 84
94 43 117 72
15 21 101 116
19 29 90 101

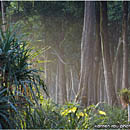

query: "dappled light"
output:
0 1 129 129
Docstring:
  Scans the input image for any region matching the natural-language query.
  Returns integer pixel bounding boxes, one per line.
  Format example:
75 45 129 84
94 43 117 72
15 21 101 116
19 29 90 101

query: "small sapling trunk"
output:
128 104 130 122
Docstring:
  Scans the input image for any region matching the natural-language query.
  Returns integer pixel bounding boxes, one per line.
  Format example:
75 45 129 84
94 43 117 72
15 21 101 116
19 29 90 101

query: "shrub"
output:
88 103 127 129
0 24 47 129
25 99 65 129
0 88 22 129
21 99 129 129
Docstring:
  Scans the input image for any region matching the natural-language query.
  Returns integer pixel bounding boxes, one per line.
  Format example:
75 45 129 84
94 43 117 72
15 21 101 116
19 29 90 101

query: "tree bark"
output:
70 67 76 98
55 63 59 104
88 67 94 105
100 63 105 102
93 2 101 104
100 2 118 106
122 2 128 89
67 70 72 102
58 49 67 104
113 38 122 93
115 56 121 92
76 1 95 106
97 62 101 102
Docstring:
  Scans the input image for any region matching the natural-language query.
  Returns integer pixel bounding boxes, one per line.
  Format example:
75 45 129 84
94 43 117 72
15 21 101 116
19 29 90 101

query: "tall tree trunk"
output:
58 49 67 104
100 63 105 102
100 2 118 106
115 56 121 92
122 2 128 89
66 74 69 101
76 2 95 106
97 62 101 102
88 67 94 105
55 63 59 104
112 38 122 93
68 70 72 101
48 65 52 98
44 51 48 86
93 2 101 104
70 67 76 98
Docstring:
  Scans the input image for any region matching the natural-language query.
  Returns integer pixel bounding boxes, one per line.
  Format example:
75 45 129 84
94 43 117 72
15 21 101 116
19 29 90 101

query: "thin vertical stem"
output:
1 0 6 32
128 104 130 122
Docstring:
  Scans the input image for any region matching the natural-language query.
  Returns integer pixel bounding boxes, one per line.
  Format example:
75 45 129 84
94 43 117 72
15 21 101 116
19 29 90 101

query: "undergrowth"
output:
23 99 128 129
